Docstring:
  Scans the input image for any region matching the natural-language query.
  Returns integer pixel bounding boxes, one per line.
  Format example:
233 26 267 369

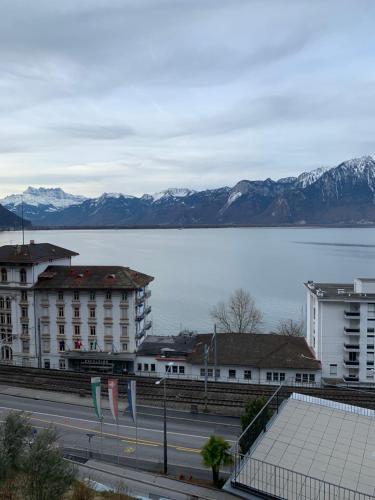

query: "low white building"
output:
0 241 153 372
306 278 375 384
136 332 321 385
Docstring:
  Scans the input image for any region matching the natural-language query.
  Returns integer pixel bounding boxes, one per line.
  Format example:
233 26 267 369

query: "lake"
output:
1 227 375 335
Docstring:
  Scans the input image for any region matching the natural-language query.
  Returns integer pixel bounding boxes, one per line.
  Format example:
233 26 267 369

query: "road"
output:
0 392 240 478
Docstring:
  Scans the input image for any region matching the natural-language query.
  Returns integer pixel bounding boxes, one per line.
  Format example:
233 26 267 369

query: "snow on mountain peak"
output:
1 186 87 209
151 188 195 202
338 155 375 174
295 167 330 188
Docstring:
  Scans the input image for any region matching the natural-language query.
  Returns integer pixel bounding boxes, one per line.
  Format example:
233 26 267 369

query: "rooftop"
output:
33 265 153 290
187 332 320 370
234 393 375 498
0 242 78 264
136 332 197 357
305 279 375 300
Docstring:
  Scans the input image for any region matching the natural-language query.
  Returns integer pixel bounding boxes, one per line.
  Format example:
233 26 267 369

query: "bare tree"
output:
210 289 263 333
276 318 304 337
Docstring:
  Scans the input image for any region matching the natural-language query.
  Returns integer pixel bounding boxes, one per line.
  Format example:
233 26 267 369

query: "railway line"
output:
1 365 375 411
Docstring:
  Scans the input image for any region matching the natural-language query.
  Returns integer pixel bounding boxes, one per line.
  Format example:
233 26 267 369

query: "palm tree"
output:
201 435 233 487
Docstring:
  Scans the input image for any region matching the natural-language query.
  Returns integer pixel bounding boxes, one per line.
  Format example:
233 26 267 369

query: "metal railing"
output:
232 456 372 500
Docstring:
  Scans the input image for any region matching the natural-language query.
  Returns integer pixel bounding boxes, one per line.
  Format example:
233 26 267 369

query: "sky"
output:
1 0 375 198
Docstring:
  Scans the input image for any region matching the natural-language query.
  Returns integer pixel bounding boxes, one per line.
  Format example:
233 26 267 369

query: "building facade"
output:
306 278 375 384
0 241 153 372
136 332 321 385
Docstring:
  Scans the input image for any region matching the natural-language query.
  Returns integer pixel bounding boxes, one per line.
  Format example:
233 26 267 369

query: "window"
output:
349 351 358 361
122 343 128 351
0 313 5 324
74 325 80 336
172 365 178 374
89 307 96 318
58 291 64 300
73 290 79 300
367 369 374 379
121 308 128 320
22 324 28 335
369 303 375 319
104 308 112 318
58 324 65 335
244 370 252 380
144 363 149 371
73 307 80 318
89 340 97 351
0 298 3 309
266 372 272 381
90 325 96 336
20 268 26 283
330 364 337 376
89 291 95 300
105 325 112 335
137 363 142 371
151 364 156 372
22 340 29 353
59 340 65 352
106 290 112 300
6 313 11 324
21 290 27 301
21 307 28 319
42 339 50 353
121 292 128 301
44 360 50 369
5 298 10 310
59 359 66 370
215 368 221 379
295 373 302 383
200 368 205 377
273 372 279 382
104 341 112 352
121 326 128 336
302 373 308 383
228 369 236 379
309 374 315 383
179 366 185 374
1 268 7 282
280 373 285 382
58 306 64 318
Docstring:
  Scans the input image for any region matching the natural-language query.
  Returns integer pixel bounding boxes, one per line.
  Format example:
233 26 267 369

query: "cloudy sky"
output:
0 0 375 197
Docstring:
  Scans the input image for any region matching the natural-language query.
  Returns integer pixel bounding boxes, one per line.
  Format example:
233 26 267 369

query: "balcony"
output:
343 360 359 367
344 327 360 335
145 290 151 299
344 310 360 318
344 343 359 351
135 295 145 305
343 375 359 382
135 311 145 322
145 305 151 315
144 320 152 331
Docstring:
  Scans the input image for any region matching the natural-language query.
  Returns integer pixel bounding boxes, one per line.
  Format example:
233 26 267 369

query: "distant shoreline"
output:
3 223 375 231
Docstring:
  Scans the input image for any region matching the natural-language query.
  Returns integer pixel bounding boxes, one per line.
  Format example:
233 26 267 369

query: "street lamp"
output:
86 433 96 459
155 361 174 475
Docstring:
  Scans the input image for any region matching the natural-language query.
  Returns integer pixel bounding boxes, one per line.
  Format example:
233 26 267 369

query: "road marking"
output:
28 416 202 453
0 405 236 442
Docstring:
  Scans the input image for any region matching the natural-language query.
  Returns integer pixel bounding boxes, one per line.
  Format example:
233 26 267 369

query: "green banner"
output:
91 377 101 419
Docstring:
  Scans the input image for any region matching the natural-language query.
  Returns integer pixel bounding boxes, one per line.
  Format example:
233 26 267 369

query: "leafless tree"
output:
276 318 304 337
210 289 263 333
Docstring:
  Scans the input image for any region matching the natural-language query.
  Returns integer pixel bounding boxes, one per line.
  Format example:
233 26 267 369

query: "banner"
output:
127 380 137 424
91 377 102 420
108 378 119 422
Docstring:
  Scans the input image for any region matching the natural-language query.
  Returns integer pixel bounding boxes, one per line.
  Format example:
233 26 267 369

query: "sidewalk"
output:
0 384 125 410
75 458 238 500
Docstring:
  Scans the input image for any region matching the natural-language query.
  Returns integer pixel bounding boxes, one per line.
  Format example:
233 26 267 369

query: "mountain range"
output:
2 155 375 227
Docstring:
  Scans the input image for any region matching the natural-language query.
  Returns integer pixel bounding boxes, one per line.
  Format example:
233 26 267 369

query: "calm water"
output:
1 227 375 335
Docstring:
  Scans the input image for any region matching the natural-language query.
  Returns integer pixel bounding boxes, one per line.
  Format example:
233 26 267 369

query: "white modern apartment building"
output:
306 278 375 384
0 241 153 372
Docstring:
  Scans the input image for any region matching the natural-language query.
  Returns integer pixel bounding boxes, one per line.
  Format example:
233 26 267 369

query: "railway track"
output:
1 365 375 410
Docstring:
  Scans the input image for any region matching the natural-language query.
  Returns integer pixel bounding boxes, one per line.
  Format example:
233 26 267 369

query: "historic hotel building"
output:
0 241 153 372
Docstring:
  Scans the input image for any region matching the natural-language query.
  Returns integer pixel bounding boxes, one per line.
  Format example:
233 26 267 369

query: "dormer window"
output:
20 268 26 284
1 268 7 282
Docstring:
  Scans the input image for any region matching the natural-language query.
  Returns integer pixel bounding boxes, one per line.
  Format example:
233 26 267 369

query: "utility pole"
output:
155 362 174 475
204 344 209 412
214 324 217 381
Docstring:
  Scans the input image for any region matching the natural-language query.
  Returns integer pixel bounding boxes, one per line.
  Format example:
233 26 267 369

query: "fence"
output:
232 456 373 500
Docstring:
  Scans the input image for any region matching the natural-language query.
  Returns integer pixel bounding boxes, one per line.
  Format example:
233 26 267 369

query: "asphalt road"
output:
0 392 240 476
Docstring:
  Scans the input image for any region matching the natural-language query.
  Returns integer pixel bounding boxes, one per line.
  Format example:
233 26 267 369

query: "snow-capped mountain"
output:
1 187 86 210
3 155 375 227
150 188 195 202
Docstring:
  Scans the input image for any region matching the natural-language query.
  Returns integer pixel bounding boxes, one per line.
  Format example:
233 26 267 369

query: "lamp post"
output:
86 432 95 459
155 361 174 475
